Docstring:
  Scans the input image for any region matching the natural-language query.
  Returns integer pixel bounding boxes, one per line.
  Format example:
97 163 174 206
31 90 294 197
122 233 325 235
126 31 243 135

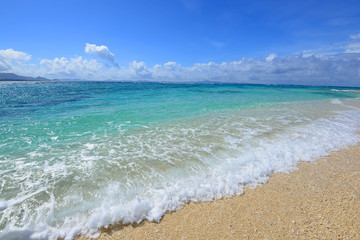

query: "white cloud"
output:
85 43 118 67
164 61 179 68
344 42 360 53
265 53 277 62
151 61 182 79
303 33 360 56
24 53 358 86
34 53 359 86
1 45 360 86
128 61 151 78
146 54 360 86
39 56 103 79
0 48 31 71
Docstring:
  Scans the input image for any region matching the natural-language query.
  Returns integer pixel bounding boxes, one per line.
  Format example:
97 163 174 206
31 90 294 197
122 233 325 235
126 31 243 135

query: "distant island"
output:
0 72 50 81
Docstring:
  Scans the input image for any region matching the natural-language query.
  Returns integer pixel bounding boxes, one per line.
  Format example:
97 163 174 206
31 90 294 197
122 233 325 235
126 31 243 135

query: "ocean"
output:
0 81 360 239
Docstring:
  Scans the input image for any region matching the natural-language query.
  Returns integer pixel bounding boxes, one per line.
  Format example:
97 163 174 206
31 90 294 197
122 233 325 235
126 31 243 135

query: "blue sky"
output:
1 0 360 86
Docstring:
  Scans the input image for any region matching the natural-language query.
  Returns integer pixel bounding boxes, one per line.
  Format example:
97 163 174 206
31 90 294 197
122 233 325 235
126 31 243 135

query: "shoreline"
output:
79 140 360 240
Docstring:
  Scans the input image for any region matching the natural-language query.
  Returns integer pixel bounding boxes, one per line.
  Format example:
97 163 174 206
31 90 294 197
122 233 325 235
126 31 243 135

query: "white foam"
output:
331 98 343 104
83 110 360 238
1 101 360 240
84 143 96 150
0 199 8 211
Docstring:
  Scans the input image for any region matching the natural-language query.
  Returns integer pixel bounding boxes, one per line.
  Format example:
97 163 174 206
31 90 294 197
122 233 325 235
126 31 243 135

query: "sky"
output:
0 0 360 86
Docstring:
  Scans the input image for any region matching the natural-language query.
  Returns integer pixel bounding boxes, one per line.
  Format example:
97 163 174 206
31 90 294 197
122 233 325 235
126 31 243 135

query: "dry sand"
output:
79 142 360 240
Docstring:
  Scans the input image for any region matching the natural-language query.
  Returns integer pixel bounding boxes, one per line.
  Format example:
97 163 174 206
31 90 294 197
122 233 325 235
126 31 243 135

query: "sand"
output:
79 142 360 240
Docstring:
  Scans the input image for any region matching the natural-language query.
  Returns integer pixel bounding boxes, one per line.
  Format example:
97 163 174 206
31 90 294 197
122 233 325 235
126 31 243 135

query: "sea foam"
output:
1 83 360 240
1 102 360 240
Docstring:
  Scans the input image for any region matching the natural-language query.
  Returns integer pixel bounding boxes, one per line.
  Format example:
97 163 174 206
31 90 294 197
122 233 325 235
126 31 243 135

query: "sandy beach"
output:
78 140 360 240
3 1 360 239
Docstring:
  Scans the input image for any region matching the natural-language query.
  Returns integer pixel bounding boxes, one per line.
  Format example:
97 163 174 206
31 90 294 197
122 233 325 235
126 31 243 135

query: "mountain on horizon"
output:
0 72 50 81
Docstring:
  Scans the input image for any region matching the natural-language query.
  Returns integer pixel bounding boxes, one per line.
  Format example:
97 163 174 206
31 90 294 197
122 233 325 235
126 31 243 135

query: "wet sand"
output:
80 141 360 240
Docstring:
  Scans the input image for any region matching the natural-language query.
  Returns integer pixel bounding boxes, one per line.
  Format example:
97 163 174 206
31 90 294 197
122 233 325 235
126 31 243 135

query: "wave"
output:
1 99 360 240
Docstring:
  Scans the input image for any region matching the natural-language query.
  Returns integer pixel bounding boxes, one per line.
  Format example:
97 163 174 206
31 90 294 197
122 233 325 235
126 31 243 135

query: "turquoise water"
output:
1 82 360 239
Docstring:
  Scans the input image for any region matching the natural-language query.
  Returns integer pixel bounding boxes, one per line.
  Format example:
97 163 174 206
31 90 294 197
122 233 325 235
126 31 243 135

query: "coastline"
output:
79 139 360 240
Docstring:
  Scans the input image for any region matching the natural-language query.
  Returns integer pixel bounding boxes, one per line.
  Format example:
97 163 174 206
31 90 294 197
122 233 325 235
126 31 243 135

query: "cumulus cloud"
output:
0 48 31 71
1 42 360 87
85 43 118 67
265 53 277 62
145 54 360 86
39 56 103 79
36 53 360 86
152 61 182 79
128 61 152 78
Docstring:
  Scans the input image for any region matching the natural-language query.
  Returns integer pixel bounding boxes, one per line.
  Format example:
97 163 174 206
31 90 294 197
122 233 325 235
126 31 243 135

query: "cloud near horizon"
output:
1 42 360 87
85 43 118 67
0 48 31 71
39 56 103 79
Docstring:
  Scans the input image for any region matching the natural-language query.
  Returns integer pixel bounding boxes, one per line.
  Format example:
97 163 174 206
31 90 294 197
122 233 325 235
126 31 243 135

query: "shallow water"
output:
0 82 360 239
